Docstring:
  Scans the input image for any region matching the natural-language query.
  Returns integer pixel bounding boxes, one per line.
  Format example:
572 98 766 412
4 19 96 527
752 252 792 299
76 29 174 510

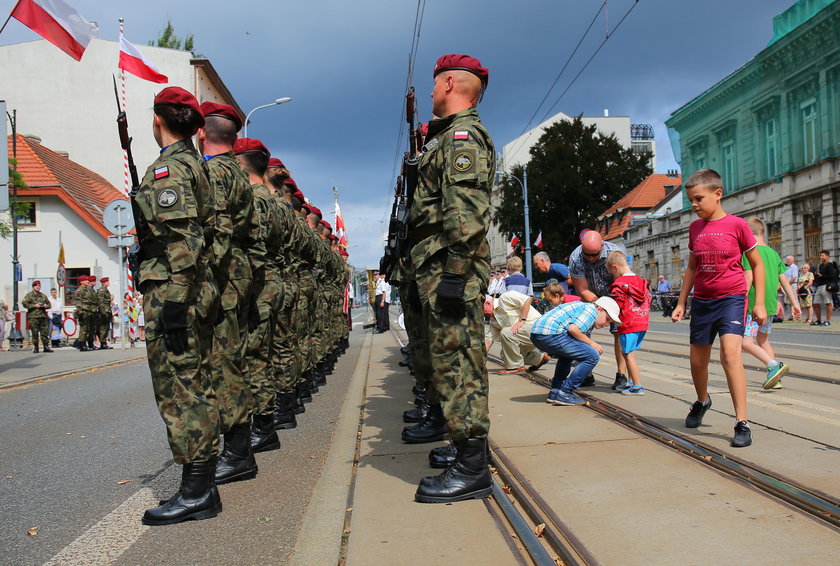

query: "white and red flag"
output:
509 234 520 248
533 231 543 249
9 0 98 61
334 201 348 248
119 34 168 83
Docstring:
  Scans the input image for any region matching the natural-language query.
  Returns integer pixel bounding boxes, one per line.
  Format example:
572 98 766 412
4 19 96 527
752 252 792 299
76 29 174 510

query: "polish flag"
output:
533 231 543 249
510 234 520 248
119 35 168 83
334 201 348 248
10 0 99 61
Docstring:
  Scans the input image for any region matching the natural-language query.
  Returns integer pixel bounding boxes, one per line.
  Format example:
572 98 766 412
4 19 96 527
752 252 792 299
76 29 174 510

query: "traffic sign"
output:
108 235 135 248
57 264 66 287
63 316 77 337
102 199 134 235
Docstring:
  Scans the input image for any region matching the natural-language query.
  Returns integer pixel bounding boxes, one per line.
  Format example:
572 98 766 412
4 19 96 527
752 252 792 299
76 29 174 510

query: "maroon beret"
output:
199 101 242 131
100 277 110 283
293 189 305 202
88 276 97 283
267 158 285 169
308 205 322 218
433 54 489 87
328 234 338 241
339 247 349 257
233 138 270 156
32 280 41 286
320 219 332 230
154 87 205 126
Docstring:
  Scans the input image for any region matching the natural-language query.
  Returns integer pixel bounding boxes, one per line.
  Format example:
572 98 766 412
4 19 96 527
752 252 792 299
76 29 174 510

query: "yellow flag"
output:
57 243 65 264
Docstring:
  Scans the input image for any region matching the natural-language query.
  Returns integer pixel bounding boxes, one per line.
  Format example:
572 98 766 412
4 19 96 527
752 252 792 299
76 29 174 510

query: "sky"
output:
0 0 799 270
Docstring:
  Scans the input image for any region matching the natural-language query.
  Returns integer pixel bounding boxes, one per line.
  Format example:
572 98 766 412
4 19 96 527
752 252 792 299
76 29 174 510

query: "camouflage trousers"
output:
98 313 111 344
84 313 97 344
29 317 49 349
77 312 90 343
295 272 316 380
144 280 220 464
399 279 437 405
416 262 489 442
211 276 254 433
272 279 298 394
246 279 282 415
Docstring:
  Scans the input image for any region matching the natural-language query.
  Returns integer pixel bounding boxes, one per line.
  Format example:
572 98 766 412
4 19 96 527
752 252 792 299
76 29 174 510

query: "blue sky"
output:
1 0 798 269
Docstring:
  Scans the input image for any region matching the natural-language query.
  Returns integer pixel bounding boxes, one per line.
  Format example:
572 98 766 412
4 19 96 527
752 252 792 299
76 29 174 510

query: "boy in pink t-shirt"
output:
671 169 766 448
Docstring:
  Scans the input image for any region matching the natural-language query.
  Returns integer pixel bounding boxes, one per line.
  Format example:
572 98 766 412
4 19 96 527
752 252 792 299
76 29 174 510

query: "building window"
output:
722 141 736 191
15 199 39 230
764 118 778 178
801 99 817 164
766 221 782 255
695 152 706 171
646 250 657 283
803 212 822 267
671 245 681 283
65 268 91 307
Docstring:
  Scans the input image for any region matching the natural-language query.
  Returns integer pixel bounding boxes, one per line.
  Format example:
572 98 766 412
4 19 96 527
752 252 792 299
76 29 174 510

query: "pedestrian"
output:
533 251 569 293
503 256 533 296
135 291 145 341
797 264 815 324
408 54 495 504
812 250 838 326
740 218 801 390
375 273 391 332
136 86 221 525
0 296 9 350
606 251 650 395
782 256 798 320
48 287 63 347
530 289 621 405
22 280 52 353
487 288 549 374
671 169 767 448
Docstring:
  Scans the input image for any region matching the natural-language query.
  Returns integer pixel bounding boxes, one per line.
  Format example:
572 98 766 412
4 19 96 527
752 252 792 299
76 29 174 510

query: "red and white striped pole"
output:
119 18 138 344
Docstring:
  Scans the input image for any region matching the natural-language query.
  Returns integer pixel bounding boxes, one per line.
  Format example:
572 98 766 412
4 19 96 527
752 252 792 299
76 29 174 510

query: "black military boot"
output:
429 443 457 469
274 392 298 430
297 380 313 404
250 413 281 453
403 402 429 423
43 345 53 352
215 423 258 485
293 390 306 414
412 384 425 396
142 458 222 525
99 343 112 350
415 437 492 503
313 366 327 387
413 390 426 406
402 404 447 444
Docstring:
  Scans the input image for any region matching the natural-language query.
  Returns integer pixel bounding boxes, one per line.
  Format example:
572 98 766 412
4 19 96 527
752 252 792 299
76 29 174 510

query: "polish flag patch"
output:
154 166 169 180
453 130 470 140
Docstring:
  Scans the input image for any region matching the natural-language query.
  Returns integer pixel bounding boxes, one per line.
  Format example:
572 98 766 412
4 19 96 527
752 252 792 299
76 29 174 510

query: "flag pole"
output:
0 10 15 36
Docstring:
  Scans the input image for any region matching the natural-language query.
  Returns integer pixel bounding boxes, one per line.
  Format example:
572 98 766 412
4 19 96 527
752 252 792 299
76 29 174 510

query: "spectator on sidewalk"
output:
488 287 551 374
0 297 9 350
503 256 533 296
375 272 392 333
797 264 815 324
607 252 651 396
48 288 63 348
533 251 570 293
656 275 671 295
782 256 799 320
812 250 838 326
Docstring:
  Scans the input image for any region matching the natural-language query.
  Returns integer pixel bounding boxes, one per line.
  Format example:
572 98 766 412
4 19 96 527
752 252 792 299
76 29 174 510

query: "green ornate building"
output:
626 0 840 281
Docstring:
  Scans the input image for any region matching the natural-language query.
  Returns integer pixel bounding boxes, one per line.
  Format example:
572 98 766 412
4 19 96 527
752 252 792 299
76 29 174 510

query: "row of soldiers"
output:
72 275 114 351
132 88 351 526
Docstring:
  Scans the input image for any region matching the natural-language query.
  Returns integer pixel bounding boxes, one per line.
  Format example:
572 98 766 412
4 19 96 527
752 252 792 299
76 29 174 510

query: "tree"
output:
1 159 31 240
493 116 651 272
149 20 195 54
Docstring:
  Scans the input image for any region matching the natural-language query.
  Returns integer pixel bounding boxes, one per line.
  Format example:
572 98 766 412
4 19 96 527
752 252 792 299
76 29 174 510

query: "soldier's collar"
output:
426 107 478 139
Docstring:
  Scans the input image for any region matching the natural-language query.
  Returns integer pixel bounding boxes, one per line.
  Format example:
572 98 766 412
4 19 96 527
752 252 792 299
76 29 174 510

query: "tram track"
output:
486 353 840 532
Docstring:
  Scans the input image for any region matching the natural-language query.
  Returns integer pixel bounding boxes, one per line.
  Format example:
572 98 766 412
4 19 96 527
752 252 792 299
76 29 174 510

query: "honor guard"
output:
22 280 52 353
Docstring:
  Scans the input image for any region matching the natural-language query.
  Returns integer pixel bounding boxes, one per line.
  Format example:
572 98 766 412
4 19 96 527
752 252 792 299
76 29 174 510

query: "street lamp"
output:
496 167 533 282
243 97 292 137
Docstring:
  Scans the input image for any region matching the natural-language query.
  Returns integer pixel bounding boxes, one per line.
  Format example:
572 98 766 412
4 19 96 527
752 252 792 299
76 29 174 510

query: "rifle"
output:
113 76 146 287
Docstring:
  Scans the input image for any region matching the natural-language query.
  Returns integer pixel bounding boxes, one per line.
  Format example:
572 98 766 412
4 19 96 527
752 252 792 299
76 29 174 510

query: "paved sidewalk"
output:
0 343 147 389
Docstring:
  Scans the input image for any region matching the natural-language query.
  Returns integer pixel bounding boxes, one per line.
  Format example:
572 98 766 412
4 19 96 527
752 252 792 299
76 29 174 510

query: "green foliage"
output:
148 20 196 55
493 117 651 271
1 159 31 239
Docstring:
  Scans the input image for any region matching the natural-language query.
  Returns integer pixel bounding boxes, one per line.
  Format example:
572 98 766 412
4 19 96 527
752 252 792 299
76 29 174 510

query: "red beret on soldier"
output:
266 157 285 169
301 202 312 213
199 101 243 131
32 280 41 286
89 275 97 283
320 219 332 230
100 277 110 284
308 205 322 218
433 54 489 87
233 138 270 156
293 189 306 202
328 234 338 242
154 87 205 127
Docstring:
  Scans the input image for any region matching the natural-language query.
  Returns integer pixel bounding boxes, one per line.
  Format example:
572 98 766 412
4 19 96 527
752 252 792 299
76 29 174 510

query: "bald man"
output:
567 230 629 390
407 54 495 504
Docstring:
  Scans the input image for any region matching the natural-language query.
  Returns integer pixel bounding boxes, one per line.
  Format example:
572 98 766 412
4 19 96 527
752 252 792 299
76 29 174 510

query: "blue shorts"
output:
619 331 646 353
689 295 747 345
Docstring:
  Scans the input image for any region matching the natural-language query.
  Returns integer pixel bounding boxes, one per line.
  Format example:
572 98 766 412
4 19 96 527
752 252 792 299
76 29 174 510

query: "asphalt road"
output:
646 318 839 350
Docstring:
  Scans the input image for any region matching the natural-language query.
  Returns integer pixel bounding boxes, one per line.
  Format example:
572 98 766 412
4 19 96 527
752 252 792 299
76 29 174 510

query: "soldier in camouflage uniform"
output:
138 87 222 526
22 280 52 353
83 276 99 349
198 103 262 485
409 55 495 504
96 277 113 349
72 276 90 350
233 138 284 455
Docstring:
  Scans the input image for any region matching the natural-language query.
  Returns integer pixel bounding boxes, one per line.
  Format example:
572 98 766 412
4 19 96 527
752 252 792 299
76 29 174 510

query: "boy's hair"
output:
543 282 564 298
820 249 830 256
746 216 765 238
684 168 723 191
605 250 629 271
506 256 522 273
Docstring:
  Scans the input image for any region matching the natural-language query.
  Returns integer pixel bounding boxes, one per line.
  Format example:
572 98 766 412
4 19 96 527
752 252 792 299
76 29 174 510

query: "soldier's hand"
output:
160 300 189 355
437 273 467 320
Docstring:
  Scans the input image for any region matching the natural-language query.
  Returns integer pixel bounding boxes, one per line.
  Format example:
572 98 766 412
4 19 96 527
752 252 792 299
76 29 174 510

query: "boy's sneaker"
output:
685 397 712 428
612 373 628 390
762 362 790 390
823 321 832 326
772 381 783 389
622 384 645 395
731 420 752 447
548 390 586 406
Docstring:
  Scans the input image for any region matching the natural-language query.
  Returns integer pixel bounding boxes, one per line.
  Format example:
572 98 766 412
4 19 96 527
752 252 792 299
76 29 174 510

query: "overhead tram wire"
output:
504 0 640 165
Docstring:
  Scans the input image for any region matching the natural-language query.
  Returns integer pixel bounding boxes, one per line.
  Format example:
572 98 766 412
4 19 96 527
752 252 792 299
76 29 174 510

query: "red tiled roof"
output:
7 134 126 239
597 174 682 241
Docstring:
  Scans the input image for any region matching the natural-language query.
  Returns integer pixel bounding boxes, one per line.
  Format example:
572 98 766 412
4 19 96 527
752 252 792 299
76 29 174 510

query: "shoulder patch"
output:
154 166 169 180
157 188 180 208
453 130 470 140
453 151 475 173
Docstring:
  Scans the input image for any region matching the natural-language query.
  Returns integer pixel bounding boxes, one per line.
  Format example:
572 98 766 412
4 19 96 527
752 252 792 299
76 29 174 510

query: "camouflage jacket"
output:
409 107 495 281
22 291 49 320
271 192 303 279
97 286 112 315
135 140 211 304
295 215 321 270
251 183 284 281
74 286 93 314
206 152 258 282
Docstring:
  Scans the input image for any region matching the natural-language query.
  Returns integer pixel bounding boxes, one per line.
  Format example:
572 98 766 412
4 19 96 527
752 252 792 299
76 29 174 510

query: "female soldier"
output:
136 87 221 526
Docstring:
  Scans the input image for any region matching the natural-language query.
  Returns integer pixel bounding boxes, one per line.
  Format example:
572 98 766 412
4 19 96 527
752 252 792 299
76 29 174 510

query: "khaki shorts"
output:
813 285 834 305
